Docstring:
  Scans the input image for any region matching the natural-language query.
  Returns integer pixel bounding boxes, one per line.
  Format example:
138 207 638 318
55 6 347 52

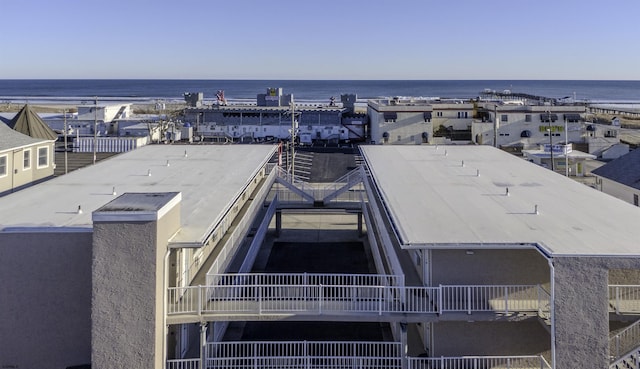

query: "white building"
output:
592 148 640 206
367 98 473 145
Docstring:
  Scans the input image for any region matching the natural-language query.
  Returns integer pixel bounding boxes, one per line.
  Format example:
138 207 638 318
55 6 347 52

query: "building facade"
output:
182 89 366 144
0 123 55 196
367 98 474 145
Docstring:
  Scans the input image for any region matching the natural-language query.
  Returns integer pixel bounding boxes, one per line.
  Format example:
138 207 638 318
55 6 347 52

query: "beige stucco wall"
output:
432 321 550 358
32 143 55 182
92 198 181 369
0 143 55 195
599 177 640 207
92 220 159 369
430 249 550 286
0 231 93 369
553 256 640 369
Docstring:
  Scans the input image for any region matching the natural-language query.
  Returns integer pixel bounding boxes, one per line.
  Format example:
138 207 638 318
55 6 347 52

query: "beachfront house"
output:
0 122 55 196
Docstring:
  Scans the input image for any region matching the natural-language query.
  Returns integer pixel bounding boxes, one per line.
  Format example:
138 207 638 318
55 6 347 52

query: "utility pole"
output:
493 104 498 148
564 116 569 176
93 96 98 165
548 111 554 172
290 96 297 179
63 109 68 174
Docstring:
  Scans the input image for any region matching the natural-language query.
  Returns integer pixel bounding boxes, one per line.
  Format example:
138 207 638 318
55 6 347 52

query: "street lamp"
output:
547 111 554 172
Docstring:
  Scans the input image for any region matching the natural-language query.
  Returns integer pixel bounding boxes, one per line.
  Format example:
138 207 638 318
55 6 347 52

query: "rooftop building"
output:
2 143 640 369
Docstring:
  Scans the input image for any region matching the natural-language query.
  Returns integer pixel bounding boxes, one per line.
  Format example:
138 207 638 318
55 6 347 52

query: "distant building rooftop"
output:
0 122 48 152
361 145 640 256
592 148 640 190
0 144 277 245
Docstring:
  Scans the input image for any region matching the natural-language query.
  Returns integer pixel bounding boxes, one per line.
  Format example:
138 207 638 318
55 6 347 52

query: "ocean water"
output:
0 79 639 104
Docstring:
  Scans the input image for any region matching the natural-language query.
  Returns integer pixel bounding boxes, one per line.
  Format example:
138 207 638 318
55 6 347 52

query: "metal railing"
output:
610 285 640 314
537 287 551 322
168 283 547 318
319 166 365 204
409 355 552 369
166 351 552 369
206 341 402 369
206 273 403 289
610 346 640 369
439 285 543 315
272 164 365 205
610 319 640 362
166 358 199 369
177 166 276 287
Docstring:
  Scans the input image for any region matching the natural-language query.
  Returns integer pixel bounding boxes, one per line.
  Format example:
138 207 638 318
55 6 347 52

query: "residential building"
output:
0 122 55 196
182 88 366 144
592 148 640 206
1 143 640 369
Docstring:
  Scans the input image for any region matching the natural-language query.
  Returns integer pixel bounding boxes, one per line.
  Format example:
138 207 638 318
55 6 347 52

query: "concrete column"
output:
552 257 609 369
275 210 282 236
200 322 208 369
400 322 408 369
92 192 181 369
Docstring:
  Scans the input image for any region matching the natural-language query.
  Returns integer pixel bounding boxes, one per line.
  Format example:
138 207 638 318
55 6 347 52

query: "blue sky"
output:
1 0 638 80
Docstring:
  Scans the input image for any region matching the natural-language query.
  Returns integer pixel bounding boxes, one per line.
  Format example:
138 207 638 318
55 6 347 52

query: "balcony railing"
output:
167 350 551 369
610 318 640 362
409 355 552 369
168 283 547 318
610 346 640 369
166 358 199 369
609 285 640 314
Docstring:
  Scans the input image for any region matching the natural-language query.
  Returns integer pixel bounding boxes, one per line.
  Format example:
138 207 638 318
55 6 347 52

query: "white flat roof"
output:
361 145 640 257
0 144 277 245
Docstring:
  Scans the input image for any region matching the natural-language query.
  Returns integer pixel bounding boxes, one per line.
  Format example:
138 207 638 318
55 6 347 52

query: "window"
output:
635 194 639 207
37 147 49 168
525 114 532 122
383 112 397 123
0 155 7 177
436 111 443 117
23 149 31 170
501 115 508 122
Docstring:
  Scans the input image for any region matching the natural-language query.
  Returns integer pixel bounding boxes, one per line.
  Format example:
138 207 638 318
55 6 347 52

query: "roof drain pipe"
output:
548 256 556 369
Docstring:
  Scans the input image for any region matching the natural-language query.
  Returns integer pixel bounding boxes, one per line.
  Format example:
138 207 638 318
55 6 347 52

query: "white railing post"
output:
504 286 509 314
438 285 443 315
616 286 620 314
379 286 383 315
253 342 258 369
319 284 323 314
258 284 262 315
467 286 472 315
198 285 202 316
537 285 541 316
